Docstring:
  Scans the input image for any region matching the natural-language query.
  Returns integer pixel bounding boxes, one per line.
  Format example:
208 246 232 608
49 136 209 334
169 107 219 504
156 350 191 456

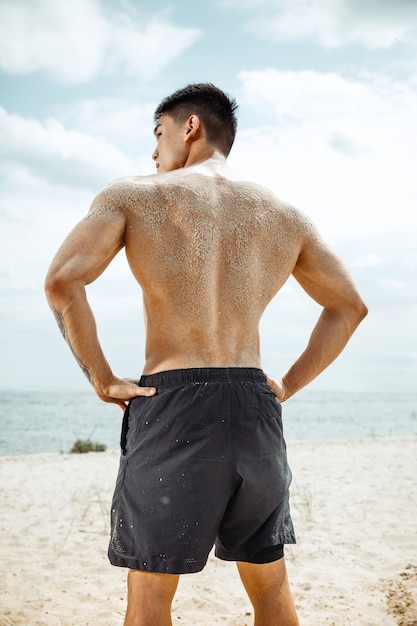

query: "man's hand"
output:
265 375 288 402
95 375 156 410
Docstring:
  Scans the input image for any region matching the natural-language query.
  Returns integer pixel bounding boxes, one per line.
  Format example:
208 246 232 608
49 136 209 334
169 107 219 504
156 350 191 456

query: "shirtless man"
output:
45 83 367 626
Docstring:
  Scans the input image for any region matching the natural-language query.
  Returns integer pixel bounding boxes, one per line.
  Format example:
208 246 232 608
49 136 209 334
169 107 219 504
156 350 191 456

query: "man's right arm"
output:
268 223 368 401
45 185 156 408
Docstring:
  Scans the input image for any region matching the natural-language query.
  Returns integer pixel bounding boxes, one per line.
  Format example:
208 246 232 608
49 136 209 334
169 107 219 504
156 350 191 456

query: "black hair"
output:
154 83 238 155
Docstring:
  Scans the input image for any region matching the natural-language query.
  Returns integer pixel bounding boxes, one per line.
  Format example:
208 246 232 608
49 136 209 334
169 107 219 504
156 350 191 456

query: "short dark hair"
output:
154 83 238 156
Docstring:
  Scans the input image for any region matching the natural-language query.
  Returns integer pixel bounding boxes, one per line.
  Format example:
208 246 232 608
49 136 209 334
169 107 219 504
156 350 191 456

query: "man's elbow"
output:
349 295 368 330
45 275 61 308
44 269 73 308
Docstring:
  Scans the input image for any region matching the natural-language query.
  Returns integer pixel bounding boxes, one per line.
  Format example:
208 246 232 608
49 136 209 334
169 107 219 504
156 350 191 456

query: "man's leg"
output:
124 569 180 626
237 558 300 626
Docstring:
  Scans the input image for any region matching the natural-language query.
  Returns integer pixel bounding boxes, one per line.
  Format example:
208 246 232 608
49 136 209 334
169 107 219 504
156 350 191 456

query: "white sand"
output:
1 436 416 625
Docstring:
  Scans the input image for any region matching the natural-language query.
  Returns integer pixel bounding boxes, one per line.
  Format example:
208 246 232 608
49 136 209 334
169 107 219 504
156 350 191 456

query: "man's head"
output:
153 83 238 169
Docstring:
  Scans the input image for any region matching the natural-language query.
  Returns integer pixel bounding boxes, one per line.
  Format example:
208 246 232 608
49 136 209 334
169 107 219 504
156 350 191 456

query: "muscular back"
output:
96 166 307 373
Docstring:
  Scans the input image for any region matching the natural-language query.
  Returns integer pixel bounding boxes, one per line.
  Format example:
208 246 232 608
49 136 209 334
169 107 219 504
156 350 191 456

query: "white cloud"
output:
59 98 154 140
383 277 407 289
237 68 386 128
220 0 417 49
352 254 383 268
57 97 156 165
0 107 135 188
0 0 201 83
104 12 200 81
229 68 417 238
0 0 108 82
0 169 92 283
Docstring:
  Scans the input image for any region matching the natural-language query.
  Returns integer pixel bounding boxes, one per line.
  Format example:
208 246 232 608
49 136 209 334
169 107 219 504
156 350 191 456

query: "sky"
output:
0 0 416 394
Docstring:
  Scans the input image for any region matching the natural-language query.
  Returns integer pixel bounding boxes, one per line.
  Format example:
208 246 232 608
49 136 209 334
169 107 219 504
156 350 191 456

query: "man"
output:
45 83 367 625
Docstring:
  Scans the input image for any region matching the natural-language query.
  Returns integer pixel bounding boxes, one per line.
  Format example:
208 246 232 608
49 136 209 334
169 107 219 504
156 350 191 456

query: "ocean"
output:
0 389 416 456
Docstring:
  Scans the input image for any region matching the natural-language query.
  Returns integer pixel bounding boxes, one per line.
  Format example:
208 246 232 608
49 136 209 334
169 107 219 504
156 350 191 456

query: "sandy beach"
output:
1 435 416 625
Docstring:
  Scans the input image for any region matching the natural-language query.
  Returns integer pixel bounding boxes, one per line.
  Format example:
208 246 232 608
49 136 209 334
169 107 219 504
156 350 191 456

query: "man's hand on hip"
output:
265 375 288 402
95 375 156 410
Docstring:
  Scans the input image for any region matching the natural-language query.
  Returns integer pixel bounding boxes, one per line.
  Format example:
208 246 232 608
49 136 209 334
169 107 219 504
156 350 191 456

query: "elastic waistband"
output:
139 367 266 388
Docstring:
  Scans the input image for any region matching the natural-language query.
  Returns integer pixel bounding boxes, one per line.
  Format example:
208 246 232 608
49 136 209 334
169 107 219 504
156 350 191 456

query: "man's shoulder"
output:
237 179 306 218
107 174 159 192
107 172 190 195
89 175 160 213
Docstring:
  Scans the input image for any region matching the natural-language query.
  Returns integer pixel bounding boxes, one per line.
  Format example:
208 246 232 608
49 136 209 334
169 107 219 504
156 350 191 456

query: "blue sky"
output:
1 0 416 393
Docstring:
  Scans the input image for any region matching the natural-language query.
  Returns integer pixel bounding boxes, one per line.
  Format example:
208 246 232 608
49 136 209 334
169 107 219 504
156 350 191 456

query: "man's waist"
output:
139 367 266 388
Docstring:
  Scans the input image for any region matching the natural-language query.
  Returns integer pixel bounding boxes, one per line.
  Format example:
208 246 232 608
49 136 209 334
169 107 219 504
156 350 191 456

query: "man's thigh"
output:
236 558 300 626
236 558 289 597
125 570 180 626
127 569 179 604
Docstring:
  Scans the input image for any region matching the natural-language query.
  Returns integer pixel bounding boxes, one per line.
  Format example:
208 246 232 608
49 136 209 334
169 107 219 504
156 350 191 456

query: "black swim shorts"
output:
108 367 296 574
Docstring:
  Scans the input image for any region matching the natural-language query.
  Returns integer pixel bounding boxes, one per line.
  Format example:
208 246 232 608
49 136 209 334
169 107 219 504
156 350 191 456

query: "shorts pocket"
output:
250 383 282 432
120 396 150 455
255 383 282 422
120 402 131 455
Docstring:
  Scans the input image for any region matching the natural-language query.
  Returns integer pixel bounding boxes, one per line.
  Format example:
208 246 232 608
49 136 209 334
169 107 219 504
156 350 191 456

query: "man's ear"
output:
184 115 201 142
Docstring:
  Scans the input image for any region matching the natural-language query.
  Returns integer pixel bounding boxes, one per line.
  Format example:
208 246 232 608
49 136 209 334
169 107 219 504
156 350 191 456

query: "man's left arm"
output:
45 194 155 408
267 219 367 401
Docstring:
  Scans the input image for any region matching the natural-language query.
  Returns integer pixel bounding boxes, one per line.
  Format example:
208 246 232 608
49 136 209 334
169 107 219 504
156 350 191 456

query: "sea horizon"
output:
1 388 416 457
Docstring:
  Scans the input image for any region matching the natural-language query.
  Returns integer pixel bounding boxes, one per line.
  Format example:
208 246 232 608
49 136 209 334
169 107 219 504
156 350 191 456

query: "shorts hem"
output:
215 532 296 564
216 552 285 564
108 552 207 575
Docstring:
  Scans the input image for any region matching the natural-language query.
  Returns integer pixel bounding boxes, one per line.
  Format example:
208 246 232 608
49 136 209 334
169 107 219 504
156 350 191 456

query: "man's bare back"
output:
47 147 364 406
89 159 309 375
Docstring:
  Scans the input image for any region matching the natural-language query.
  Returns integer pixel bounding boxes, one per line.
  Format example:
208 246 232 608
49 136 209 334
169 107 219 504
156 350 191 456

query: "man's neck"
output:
184 147 227 170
